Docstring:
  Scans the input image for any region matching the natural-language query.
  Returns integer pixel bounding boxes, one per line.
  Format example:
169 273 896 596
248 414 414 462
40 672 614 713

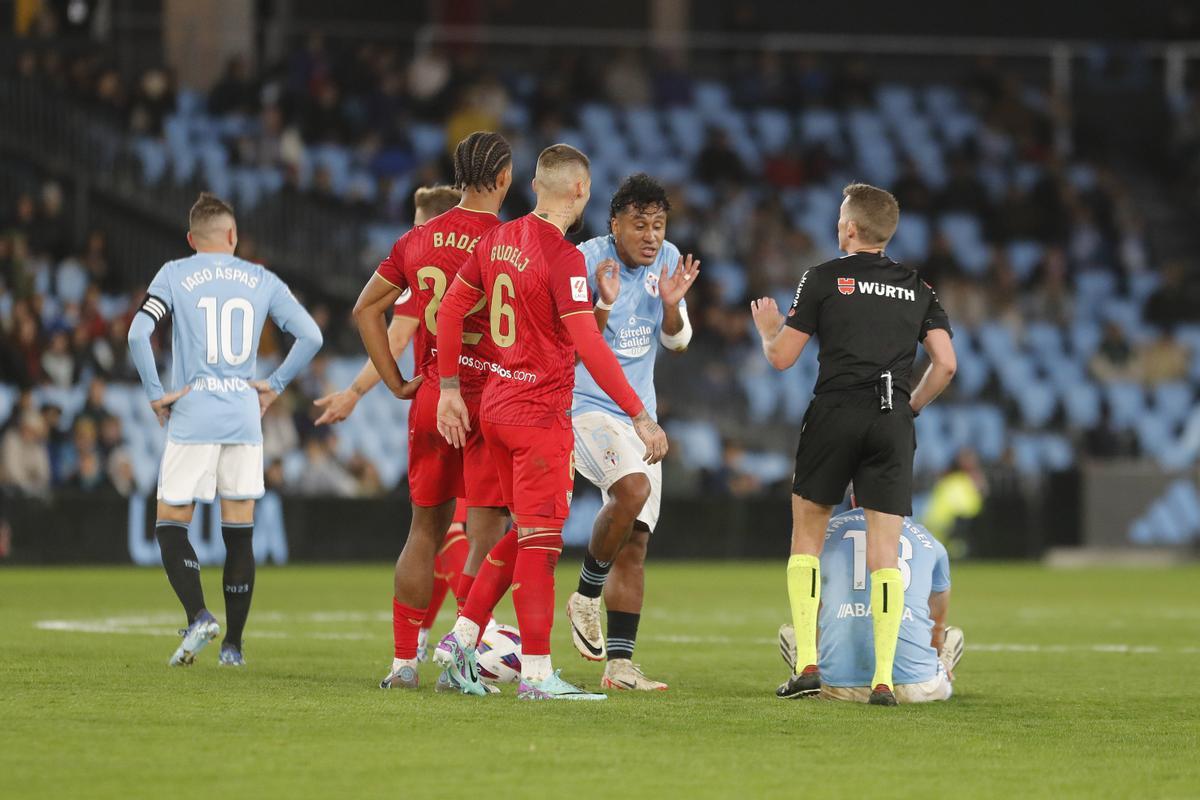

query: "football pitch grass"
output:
2 562 1197 799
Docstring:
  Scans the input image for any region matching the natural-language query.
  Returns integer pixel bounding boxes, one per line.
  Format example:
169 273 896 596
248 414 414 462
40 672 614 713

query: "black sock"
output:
156 522 206 624
607 610 640 661
221 524 255 649
577 550 613 599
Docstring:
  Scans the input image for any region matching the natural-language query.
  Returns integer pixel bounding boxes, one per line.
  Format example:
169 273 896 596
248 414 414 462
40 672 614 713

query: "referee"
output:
750 183 957 706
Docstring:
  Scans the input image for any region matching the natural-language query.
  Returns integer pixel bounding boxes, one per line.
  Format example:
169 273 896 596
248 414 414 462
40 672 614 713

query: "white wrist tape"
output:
660 306 693 351
595 298 614 311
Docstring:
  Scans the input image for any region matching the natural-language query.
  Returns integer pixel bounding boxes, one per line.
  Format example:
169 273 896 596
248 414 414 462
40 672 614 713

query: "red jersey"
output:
375 206 500 397
457 213 594 427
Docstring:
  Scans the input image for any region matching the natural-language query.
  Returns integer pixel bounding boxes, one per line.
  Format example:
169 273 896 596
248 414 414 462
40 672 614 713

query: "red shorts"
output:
463 407 506 509
482 415 574 528
407 382 464 507
408 384 506 509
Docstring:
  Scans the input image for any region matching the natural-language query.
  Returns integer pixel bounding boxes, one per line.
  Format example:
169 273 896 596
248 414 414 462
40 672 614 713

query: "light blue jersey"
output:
818 509 951 687
571 235 684 421
127 252 322 444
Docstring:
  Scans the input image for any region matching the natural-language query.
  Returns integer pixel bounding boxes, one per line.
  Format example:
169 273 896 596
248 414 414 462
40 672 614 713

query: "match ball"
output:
476 623 522 684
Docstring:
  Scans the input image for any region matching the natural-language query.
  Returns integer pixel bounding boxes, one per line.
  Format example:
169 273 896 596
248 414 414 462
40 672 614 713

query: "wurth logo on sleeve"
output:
840 278 915 302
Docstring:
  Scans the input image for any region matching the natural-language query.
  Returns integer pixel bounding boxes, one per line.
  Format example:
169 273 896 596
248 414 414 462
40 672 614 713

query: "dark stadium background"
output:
2 0 1199 564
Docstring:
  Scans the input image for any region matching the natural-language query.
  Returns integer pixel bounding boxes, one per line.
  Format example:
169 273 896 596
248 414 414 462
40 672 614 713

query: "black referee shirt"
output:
785 252 952 396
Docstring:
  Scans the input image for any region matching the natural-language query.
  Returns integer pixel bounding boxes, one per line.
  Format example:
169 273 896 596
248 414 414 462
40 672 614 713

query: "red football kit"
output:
375 206 505 509
436 212 645 657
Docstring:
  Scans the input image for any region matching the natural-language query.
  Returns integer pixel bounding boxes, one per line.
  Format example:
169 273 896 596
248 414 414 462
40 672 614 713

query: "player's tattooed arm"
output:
593 258 620 331
632 410 669 465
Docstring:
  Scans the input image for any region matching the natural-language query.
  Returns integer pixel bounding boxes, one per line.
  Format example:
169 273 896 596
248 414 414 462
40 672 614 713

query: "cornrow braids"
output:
453 131 512 192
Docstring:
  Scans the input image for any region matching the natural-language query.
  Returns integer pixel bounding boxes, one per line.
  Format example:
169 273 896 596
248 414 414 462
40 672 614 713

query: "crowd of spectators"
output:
5 24 1200 506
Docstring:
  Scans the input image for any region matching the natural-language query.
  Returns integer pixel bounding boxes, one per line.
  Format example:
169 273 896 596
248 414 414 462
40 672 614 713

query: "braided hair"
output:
452 131 512 192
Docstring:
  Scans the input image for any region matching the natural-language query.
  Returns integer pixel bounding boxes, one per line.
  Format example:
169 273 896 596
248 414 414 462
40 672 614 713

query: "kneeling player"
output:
128 193 322 666
777 507 964 703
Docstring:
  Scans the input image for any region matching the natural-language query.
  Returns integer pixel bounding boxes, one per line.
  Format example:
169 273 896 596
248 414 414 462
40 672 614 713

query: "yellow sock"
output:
786 554 820 674
870 567 904 689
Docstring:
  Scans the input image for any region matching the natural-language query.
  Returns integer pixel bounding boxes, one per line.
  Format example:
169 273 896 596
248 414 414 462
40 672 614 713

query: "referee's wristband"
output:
595 298 614 311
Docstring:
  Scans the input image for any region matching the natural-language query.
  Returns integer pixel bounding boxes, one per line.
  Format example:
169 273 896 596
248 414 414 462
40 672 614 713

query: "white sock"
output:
522 654 552 682
392 657 416 673
452 617 480 651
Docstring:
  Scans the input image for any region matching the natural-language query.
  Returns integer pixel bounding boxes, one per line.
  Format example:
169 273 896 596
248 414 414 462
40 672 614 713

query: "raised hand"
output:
313 389 360 426
660 253 700 307
149 386 190 427
750 297 785 341
595 258 621 306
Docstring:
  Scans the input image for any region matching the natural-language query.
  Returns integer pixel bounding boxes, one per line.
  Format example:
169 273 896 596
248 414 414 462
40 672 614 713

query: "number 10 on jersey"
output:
197 296 254 366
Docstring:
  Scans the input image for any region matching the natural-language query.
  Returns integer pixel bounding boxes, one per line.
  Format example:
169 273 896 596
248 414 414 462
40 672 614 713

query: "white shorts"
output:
573 411 662 532
157 442 265 506
819 663 954 704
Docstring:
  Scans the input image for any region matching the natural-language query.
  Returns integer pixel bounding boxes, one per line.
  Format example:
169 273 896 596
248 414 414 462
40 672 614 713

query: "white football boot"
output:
940 626 965 676
566 592 605 661
602 659 668 691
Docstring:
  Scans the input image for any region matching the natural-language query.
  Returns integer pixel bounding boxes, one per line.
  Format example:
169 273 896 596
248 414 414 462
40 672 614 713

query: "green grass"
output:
1 563 1198 799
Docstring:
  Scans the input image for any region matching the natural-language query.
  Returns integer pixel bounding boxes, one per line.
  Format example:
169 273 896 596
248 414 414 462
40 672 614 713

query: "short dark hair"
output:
842 182 899 245
536 143 590 174
452 131 512 192
610 173 671 221
413 185 462 218
189 192 235 233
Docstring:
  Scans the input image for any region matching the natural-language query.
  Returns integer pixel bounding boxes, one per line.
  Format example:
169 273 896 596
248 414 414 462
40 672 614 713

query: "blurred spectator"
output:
1089 322 1139 383
694 130 748 186
1139 332 1190 385
128 67 175 138
262 398 301 464
603 50 651 107
40 328 75 387
1144 262 1199 328
294 430 358 497
701 439 764 498
208 56 258 116
1 411 51 496
922 449 986 545
1024 247 1075 326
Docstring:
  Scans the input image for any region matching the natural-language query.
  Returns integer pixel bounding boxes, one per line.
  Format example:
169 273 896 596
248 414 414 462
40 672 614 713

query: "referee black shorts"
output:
792 392 915 517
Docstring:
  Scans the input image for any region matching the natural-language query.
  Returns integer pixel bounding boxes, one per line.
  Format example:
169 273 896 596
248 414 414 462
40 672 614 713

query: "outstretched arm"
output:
315 315 418 425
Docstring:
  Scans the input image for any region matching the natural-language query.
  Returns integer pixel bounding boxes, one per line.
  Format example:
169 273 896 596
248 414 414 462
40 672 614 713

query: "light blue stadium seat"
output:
952 348 988 397
1061 380 1101 429
923 85 961 116
736 451 793 485
310 145 351 195
877 83 917 120
502 103 530 130
176 88 204 117
976 322 1016 362
1011 434 1041 474
626 108 667 157
1069 319 1102 359
1075 271 1117 306
1152 381 1195 427
706 261 748 303
666 107 705 155
886 212 930 263
1164 480 1200 534
134 137 169 184
1025 321 1064 357
663 420 722 471
1129 271 1161 304
753 108 792 152
739 367 779 423
55 260 90 304
1066 163 1098 191
1039 434 1075 471
233 168 263 212
937 111 980 147
409 124 445 162
0 385 16 426
937 213 989 275
971 404 1007 461
693 81 731 119
1016 380 1057 427
1007 240 1044 282
798 109 841 148
1105 382 1145 431
282 451 307 485
1013 162 1043 192
1136 414 1174 457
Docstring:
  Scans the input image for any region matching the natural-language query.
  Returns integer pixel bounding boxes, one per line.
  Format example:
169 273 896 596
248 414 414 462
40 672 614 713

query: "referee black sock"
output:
155 521 206 624
577 550 613 599
221 524 255 650
606 610 640 661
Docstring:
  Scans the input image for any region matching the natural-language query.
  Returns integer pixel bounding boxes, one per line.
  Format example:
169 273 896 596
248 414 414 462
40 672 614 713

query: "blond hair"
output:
842 183 900 246
413 185 463 219
188 192 236 238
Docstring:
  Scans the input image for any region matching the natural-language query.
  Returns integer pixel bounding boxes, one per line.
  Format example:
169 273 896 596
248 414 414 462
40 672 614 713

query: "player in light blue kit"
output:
127 193 323 667
565 175 700 690
778 504 965 703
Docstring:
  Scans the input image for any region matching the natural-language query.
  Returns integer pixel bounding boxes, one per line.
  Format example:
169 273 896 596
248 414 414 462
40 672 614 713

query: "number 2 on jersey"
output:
843 529 912 591
416 266 486 345
197 296 254 366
